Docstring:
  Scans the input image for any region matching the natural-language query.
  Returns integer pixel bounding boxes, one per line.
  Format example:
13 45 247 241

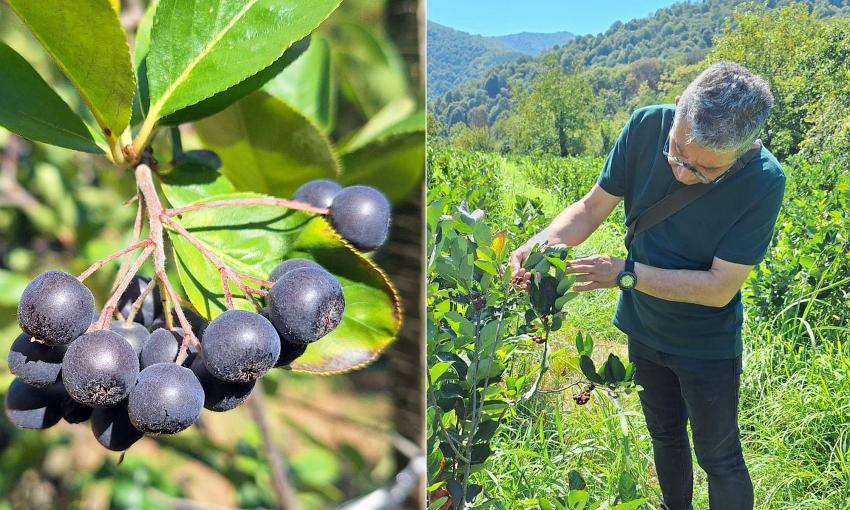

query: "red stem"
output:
78 240 153 282
165 198 329 217
97 245 154 329
111 201 145 293
134 164 200 360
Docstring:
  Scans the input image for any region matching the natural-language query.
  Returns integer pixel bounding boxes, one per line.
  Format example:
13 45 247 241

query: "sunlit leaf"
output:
7 0 135 141
265 35 336 132
145 0 341 121
195 91 339 198
0 43 102 153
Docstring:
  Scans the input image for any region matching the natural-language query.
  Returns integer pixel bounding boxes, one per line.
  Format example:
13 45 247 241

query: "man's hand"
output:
565 254 625 292
508 243 534 291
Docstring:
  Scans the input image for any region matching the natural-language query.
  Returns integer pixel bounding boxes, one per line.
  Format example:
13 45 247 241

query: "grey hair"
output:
675 61 773 154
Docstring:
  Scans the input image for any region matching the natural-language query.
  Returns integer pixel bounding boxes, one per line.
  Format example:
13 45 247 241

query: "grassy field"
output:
427 146 850 509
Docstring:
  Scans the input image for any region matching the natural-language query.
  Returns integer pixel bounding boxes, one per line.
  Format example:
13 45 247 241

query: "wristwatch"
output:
617 259 637 291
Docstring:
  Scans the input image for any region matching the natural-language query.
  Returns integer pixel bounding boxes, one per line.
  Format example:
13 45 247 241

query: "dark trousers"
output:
627 338 753 510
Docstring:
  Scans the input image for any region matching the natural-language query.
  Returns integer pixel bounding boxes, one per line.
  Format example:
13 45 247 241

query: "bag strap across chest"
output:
624 143 762 250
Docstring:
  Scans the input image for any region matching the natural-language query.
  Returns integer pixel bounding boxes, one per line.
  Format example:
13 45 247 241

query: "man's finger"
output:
574 282 602 292
574 274 594 283
565 264 596 274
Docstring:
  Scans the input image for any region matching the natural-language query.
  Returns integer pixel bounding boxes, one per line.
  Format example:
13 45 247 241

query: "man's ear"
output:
674 95 680 106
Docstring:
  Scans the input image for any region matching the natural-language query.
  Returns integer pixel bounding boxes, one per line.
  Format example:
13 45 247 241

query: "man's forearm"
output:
534 201 600 248
633 262 736 308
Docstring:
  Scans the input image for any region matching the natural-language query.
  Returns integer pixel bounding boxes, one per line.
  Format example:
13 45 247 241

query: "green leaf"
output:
339 128 424 205
0 42 102 153
160 38 310 126
288 219 401 373
341 97 419 152
0 269 29 307
429 361 454 383
145 0 342 121
7 0 135 141
334 22 409 116
168 195 399 374
579 355 603 384
134 0 160 67
159 156 236 208
428 497 448 510
265 35 336 132
469 443 492 465
195 91 339 198
568 470 586 491
603 354 627 383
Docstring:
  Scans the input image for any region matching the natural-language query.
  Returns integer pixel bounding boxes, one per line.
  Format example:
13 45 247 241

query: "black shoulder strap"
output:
624 143 761 250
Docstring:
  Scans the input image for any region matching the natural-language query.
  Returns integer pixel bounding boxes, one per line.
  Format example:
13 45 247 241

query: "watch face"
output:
619 273 636 290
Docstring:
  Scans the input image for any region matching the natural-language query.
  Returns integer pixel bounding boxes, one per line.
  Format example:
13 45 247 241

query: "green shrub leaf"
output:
340 130 425 204
195 91 339 198
265 35 336 132
0 43 102 153
160 38 309 126
7 0 135 141
145 0 341 121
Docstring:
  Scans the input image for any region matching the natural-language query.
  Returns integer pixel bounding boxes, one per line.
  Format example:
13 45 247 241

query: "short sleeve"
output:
596 112 635 197
715 176 786 265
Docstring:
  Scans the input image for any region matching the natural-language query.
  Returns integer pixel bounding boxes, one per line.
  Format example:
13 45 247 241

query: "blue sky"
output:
428 0 682 36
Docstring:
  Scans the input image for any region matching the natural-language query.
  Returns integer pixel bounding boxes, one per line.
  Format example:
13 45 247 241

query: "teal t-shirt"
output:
597 104 786 359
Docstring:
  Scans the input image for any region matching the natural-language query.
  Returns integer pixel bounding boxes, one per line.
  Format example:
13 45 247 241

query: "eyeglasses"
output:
662 137 733 185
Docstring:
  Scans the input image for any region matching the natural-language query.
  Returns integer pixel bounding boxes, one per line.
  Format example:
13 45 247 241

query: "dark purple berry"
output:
190 357 254 412
328 185 390 251
202 310 280 382
268 266 344 344
7 332 65 387
17 270 95 346
4 379 63 429
128 363 204 435
91 400 143 450
269 258 323 282
109 321 149 356
275 337 308 367
62 330 140 408
140 328 181 368
293 179 342 208
117 275 162 327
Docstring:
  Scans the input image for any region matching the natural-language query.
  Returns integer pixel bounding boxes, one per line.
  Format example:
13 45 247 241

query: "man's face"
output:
667 118 740 185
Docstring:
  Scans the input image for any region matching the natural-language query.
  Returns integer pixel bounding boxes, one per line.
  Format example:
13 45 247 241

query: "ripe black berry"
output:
117 275 162 327
140 328 182 368
190 357 255 412
17 270 95 346
274 337 308 367
91 400 143 451
328 185 391 251
60 392 93 424
4 379 63 429
7 332 65 387
268 266 345 344
293 179 342 208
202 310 280 382
109 321 149 356
127 363 204 435
62 330 140 408
269 258 323 282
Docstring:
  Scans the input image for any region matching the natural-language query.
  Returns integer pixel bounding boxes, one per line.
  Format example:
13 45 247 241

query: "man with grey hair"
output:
509 61 785 510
